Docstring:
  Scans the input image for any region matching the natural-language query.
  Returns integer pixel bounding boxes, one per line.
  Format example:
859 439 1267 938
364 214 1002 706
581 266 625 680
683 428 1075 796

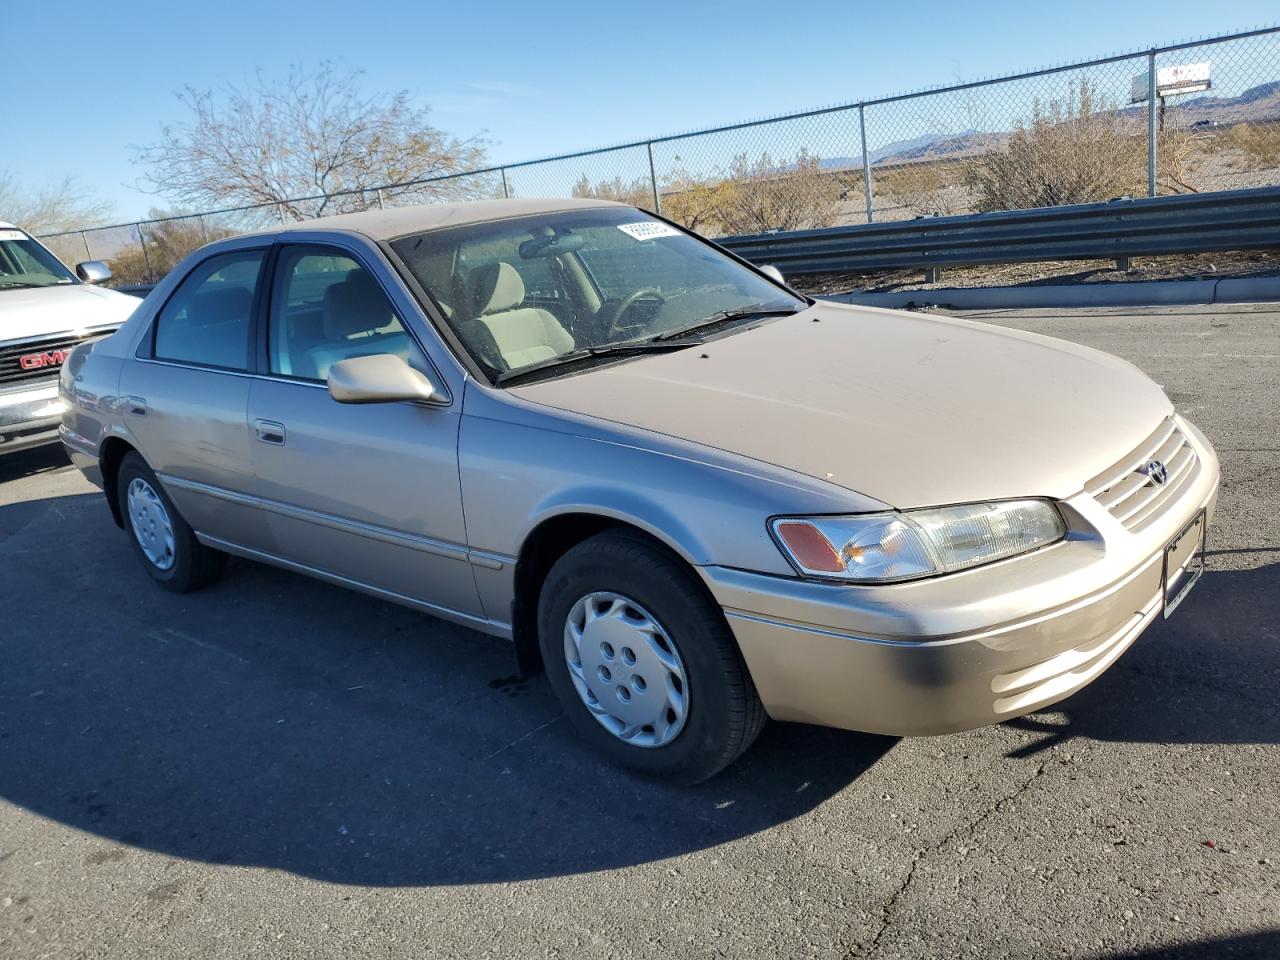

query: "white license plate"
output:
1163 510 1206 618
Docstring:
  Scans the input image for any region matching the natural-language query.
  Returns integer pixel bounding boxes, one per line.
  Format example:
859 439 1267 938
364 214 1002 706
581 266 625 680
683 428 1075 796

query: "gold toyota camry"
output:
59 199 1220 782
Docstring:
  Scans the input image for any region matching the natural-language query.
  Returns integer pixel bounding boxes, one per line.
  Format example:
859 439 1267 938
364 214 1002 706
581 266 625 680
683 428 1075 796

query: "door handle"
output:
127 396 147 416
254 419 286 445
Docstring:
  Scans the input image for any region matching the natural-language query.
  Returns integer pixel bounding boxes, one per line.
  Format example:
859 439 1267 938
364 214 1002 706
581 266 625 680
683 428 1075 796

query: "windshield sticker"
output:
617 222 681 242
0 230 27 242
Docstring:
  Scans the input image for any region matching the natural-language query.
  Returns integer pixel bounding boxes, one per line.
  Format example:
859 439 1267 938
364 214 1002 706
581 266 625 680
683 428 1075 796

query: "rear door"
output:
118 247 271 549
243 242 482 618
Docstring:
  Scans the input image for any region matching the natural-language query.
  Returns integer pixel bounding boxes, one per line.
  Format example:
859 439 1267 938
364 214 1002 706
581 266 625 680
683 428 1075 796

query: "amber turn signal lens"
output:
774 521 844 573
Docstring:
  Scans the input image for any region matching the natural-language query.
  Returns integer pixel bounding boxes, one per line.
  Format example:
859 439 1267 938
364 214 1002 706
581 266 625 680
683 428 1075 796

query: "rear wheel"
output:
537 531 766 783
116 452 225 593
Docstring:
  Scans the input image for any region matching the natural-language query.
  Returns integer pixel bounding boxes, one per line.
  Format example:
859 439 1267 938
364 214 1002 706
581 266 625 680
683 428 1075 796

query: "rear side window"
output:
153 250 265 370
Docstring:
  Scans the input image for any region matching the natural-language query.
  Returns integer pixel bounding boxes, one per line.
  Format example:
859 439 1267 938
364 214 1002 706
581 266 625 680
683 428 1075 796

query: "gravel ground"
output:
0 302 1277 959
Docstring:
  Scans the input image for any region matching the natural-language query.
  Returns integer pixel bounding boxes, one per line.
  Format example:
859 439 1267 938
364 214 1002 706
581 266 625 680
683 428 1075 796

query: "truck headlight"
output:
771 499 1066 583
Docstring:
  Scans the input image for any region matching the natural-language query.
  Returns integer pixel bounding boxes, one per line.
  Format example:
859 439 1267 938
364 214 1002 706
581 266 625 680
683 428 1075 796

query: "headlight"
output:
771 499 1066 583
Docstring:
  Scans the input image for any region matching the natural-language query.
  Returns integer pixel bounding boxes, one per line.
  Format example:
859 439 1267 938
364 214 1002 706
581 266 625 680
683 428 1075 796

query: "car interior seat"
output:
464 262 574 370
298 271 414 380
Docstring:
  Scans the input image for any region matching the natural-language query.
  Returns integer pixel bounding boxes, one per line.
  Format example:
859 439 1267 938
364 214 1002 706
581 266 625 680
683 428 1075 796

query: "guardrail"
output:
717 186 1280 278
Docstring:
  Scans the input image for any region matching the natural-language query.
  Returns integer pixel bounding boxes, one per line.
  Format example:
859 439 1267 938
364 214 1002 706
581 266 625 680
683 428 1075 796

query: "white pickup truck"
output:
1 222 140 455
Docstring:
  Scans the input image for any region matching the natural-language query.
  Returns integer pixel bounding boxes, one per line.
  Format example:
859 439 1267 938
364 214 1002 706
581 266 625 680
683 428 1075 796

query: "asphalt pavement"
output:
1 302 1277 959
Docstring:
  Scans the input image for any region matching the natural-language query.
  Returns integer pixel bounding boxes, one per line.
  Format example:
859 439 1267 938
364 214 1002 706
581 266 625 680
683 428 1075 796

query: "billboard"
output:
1130 62 1213 103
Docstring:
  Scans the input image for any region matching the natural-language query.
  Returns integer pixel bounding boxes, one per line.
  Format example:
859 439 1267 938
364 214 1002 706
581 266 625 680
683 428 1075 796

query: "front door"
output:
244 244 481 619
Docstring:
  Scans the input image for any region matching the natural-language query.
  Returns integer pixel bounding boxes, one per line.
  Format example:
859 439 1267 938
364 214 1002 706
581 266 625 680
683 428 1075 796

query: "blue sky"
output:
5 0 1277 222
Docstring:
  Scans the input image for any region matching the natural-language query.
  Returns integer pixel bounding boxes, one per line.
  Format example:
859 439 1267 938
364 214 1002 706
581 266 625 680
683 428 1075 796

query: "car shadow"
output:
1005 560 1280 758
0 443 68 484
1086 929 1280 959
0 490 895 886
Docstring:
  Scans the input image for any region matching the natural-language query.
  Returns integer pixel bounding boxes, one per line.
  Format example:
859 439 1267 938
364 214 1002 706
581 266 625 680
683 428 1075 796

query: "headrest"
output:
322 271 394 339
191 286 251 325
468 262 524 317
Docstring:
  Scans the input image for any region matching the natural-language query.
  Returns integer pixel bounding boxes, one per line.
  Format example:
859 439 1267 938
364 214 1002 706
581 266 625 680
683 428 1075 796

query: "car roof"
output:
0 220 17 230
270 197 626 242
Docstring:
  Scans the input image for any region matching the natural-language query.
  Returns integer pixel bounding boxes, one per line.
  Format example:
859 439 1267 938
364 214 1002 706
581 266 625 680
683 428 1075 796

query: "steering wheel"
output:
606 287 666 338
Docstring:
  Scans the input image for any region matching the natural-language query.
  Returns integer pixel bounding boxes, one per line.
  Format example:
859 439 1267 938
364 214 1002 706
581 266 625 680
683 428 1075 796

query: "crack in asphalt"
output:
850 759 1051 959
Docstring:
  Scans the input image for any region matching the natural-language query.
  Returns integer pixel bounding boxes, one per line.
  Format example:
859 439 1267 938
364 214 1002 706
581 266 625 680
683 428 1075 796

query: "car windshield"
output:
389 207 804 381
0 229 77 289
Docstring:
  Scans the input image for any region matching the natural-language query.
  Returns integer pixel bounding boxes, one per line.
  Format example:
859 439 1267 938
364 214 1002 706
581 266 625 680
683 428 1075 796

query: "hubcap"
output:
127 477 176 571
563 592 689 748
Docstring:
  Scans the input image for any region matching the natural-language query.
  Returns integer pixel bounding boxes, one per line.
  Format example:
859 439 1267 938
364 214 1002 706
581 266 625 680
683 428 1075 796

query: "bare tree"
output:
0 172 111 234
134 63 491 220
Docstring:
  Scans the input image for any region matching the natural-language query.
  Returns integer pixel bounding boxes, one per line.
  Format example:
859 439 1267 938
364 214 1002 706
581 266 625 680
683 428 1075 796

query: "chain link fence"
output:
36 26 1280 285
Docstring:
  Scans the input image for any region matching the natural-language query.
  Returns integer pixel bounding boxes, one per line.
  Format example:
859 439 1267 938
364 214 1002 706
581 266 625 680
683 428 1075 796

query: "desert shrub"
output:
659 169 740 235
107 213 236 284
572 151 841 236
967 81 1149 210
876 160 970 216
717 149 840 234
1218 122 1280 167
571 174 655 211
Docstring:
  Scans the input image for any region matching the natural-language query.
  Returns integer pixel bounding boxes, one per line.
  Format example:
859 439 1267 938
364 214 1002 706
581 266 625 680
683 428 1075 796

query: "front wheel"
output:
537 531 765 783
116 452 225 593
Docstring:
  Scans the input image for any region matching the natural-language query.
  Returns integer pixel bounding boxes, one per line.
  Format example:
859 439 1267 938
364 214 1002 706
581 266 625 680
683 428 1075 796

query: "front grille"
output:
0 332 98 389
1086 417 1200 533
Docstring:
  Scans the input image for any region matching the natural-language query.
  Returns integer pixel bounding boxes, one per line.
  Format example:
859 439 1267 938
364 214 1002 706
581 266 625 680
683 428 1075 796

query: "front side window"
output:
153 250 264 371
390 207 802 381
0 228 77 290
267 246 425 381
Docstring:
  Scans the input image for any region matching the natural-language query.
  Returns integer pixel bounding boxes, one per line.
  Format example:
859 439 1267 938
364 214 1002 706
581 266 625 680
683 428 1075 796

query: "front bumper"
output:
702 419 1221 737
0 382 65 455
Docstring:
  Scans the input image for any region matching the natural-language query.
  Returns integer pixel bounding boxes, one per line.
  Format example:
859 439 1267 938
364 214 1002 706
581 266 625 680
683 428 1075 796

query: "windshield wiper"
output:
496 339 704 385
0 281 44 290
652 303 803 342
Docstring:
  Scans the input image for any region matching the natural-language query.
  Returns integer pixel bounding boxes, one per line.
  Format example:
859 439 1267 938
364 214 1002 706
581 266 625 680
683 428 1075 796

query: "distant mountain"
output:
818 129 994 171
1116 79 1280 125
819 131 982 170
814 79 1280 170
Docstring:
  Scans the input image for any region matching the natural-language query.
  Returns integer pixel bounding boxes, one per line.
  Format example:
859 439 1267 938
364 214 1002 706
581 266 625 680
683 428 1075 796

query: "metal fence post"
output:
1147 51 1158 197
500 167 511 199
137 224 154 282
646 141 662 215
376 189 385 210
198 215 210 245
859 104 874 224
80 231 91 261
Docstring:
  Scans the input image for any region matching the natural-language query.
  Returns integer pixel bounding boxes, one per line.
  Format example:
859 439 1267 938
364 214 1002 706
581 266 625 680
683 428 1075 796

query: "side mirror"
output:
760 264 785 285
328 354 438 404
76 260 112 284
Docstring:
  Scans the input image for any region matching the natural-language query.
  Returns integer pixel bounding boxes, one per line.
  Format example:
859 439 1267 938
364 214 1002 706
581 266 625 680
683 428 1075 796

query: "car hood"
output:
0 283 140 343
509 302 1174 508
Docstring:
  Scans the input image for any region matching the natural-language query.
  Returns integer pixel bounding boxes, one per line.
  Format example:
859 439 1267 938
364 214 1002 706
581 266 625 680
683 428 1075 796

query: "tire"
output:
116 452 225 593
538 531 766 783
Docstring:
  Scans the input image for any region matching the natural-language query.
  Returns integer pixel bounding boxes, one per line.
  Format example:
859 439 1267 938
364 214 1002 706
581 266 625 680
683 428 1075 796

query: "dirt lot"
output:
793 250 1280 297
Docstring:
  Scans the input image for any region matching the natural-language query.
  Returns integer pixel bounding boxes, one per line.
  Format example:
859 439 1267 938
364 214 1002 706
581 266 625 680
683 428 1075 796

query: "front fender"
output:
525 484 718 567
459 396 884 578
